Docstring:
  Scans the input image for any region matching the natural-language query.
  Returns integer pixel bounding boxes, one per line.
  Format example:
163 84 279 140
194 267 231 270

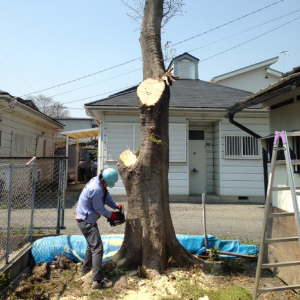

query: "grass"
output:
161 277 251 300
216 234 259 248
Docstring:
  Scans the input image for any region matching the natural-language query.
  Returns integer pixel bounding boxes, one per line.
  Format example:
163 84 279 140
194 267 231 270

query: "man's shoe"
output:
92 278 113 289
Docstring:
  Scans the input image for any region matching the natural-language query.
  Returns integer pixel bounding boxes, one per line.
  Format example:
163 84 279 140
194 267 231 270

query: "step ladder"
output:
253 130 300 299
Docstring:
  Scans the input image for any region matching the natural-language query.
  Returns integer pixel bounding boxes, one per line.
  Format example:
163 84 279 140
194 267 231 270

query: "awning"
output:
60 127 100 140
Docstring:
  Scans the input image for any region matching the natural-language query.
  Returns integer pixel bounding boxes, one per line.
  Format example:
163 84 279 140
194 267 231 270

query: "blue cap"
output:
102 168 118 188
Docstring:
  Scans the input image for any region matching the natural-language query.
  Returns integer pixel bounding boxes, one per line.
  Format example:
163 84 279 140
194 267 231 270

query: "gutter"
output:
226 112 268 198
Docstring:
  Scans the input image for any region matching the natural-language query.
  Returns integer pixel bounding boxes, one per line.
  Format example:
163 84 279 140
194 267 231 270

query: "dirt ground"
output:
5 254 300 300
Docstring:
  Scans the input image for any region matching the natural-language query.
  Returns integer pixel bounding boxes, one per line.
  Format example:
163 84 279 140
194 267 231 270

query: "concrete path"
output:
63 190 264 242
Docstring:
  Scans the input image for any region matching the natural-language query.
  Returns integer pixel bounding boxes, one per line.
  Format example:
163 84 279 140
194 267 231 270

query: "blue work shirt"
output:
76 176 118 223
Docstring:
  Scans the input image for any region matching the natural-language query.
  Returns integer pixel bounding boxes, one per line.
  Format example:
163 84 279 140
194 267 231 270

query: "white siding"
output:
0 106 56 157
214 67 280 93
263 87 300 210
105 122 186 163
220 116 269 197
213 122 220 195
103 115 189 196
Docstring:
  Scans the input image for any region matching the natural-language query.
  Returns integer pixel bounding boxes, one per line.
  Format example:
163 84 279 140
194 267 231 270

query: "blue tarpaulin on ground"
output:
31 234 258 265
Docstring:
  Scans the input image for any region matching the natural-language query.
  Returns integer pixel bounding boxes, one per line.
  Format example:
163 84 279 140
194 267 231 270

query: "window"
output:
224 136 259 159
106 123 186 162
266 136 300 173
189 130 205 141
293 136 300 173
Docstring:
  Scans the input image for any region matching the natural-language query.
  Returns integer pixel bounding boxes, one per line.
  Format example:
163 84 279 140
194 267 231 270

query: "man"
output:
75 168 122 289
78 158 86 181
91 158 98 177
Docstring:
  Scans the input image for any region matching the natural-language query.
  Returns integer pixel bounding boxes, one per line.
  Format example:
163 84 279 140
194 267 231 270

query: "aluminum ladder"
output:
253 130 300 299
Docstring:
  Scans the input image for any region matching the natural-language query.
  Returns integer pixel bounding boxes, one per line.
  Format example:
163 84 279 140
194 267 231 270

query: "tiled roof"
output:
86 79 253 109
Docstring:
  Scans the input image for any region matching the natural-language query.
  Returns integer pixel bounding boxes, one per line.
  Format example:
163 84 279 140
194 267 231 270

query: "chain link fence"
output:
0 157 67 265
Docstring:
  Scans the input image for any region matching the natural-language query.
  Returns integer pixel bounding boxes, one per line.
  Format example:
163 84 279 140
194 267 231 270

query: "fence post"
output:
56 159 62 235
29 160 37 242
60 159 66 229
5 164 13 264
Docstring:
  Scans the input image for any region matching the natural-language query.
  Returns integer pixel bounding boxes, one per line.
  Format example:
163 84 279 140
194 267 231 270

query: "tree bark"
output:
106 0 203 275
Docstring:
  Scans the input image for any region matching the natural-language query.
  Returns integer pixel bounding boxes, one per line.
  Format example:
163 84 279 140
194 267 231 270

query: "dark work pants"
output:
77 220 104 281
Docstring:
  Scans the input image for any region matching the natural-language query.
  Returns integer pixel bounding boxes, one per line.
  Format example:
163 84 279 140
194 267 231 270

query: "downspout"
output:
227 113 268 198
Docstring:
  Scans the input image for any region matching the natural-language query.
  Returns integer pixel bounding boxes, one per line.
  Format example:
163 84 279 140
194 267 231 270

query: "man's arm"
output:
91 191 112 219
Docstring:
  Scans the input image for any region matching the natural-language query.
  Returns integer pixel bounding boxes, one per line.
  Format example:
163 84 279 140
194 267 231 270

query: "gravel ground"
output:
63 190 264 242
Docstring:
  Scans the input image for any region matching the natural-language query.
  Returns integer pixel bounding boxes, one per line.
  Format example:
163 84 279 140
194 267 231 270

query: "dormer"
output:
169 52 199 80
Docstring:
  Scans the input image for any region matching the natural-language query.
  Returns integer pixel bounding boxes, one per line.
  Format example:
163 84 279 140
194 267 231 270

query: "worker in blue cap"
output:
75 168 122 289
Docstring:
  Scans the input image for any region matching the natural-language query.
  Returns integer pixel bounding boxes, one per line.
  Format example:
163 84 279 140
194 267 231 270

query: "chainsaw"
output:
108 208 125 227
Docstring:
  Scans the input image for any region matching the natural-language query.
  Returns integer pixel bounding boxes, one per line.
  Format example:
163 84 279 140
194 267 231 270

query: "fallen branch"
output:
199 250 257 260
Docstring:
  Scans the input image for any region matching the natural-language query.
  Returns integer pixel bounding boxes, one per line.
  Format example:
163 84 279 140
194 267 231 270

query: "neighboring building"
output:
55 118 97 131
84 52 270 203
211 57 283 93
227 66 300 286
54 118 99 182
0 90 64 158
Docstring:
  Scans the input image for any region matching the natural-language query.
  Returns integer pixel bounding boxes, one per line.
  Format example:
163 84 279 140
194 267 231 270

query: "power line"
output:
53 8 299 101
188 9 300 54
65 14 300 107
20 0 285 98
200 16 300 63
63 84 137 105
169 0 286 48
0 47 35 91
20 57 141 98
49 68 141 98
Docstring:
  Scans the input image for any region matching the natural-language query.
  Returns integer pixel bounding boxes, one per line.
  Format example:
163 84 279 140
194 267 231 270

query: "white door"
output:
189 130 206 195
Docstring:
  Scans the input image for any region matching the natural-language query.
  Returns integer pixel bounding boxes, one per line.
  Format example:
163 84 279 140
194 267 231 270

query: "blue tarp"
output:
31 234 258 265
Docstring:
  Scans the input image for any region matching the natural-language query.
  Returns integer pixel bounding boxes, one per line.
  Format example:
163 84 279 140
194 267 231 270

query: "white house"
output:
0 90 64 158
211 57 283 93
84 52 270 203
227 66 300 286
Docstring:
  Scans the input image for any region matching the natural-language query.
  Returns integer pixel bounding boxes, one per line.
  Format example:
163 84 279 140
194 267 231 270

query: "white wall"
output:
0 105 56 157
102 114 189 196
99 112 269 199
215 67 279 93
220 116 269 197
263 86 300 211
213 121 221 196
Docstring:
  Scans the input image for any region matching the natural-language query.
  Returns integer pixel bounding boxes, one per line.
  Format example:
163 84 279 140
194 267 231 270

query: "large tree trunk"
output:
107 0 203 275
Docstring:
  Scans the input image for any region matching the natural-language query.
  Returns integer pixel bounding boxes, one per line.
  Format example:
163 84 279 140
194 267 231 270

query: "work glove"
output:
116 204 123 212
110 212 118 220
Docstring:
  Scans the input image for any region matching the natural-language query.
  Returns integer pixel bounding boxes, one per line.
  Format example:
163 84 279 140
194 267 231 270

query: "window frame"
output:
266 136 300 173
224 135 260 159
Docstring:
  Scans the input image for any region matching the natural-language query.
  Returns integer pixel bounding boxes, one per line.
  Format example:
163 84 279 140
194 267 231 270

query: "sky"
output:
1 0 299 118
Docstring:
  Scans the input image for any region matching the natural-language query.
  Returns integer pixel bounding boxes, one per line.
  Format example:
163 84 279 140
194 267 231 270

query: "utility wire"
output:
200 16 300 63
0 47 35 91
188 9 300 53
49 68 141 98
52 9 300 100
21 57 141 98
20 0 285 98
63 84 137 105
170 0 286 49
66 14 300 107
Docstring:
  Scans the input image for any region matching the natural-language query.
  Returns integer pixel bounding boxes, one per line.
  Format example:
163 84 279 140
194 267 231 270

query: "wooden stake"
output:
202 193 207 249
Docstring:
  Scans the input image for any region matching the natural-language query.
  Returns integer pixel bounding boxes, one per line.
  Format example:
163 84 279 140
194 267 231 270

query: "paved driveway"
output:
63 191 264 242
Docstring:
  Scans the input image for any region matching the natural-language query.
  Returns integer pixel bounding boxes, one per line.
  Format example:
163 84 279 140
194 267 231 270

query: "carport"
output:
60 127 99 183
